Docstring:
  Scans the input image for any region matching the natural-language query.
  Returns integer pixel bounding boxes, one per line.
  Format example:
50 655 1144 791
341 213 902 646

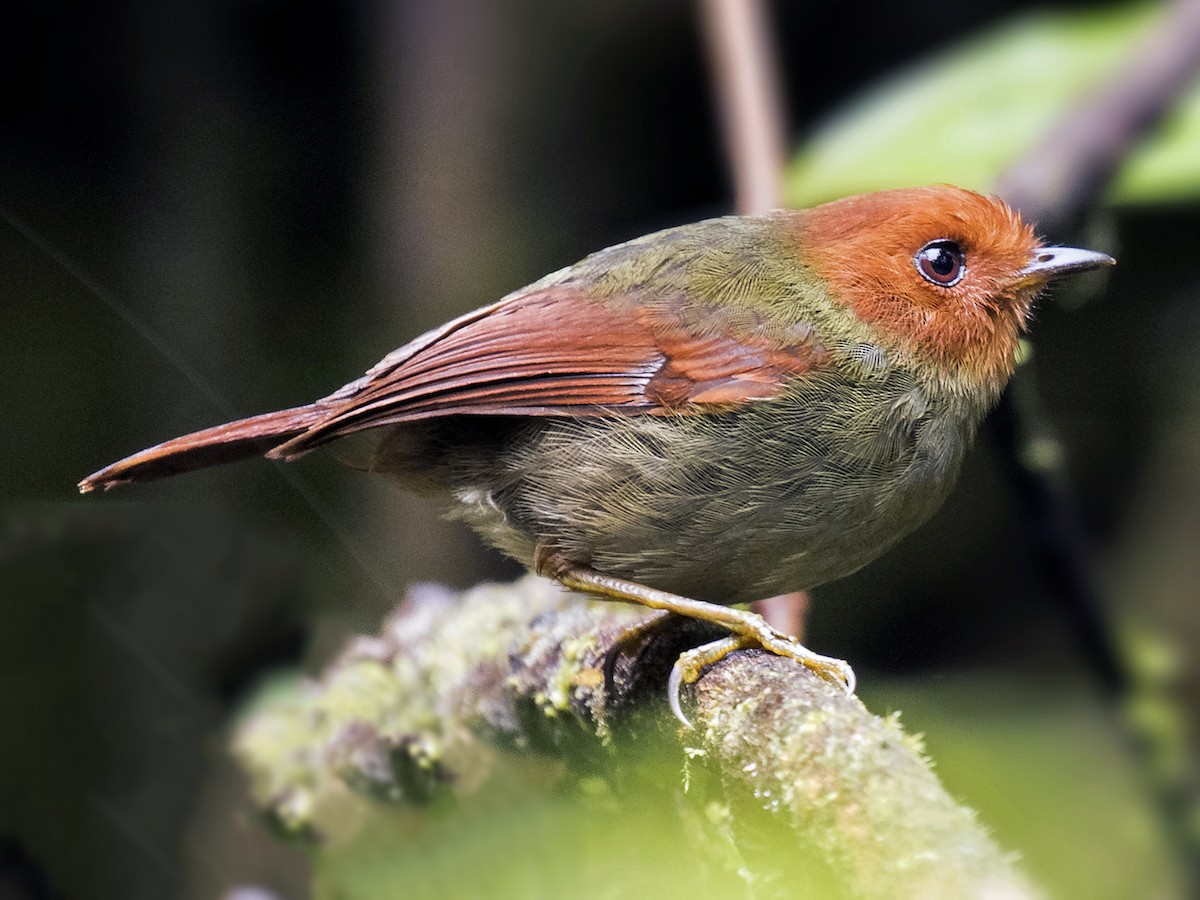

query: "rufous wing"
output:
268 287 828 458
80 287 827 491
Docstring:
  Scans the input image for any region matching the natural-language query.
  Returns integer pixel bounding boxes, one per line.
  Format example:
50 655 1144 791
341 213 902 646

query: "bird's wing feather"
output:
79 285 828 490
270 286 827 458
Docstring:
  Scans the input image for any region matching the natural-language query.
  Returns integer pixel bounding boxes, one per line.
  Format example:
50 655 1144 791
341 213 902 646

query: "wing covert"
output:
270 287 828 458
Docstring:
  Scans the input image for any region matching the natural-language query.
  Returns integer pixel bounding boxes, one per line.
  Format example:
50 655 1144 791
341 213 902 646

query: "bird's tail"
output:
78 404 329 493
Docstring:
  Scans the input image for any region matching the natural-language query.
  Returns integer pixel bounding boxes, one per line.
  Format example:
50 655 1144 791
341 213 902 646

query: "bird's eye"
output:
914 239 966 287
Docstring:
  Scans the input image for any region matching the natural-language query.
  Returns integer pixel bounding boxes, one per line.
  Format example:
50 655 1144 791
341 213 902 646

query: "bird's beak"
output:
1016 246 1115 286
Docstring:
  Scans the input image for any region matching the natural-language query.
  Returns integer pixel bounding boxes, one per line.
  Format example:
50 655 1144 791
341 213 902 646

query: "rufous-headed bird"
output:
80 186 1114 724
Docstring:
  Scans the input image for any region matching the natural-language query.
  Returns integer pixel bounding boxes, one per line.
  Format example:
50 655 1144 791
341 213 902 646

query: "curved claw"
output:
667 663 690 728
838 660 857 695
667 635 747 729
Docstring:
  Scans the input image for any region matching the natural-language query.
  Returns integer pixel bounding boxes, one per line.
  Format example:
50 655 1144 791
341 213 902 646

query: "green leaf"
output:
786 4 1200 206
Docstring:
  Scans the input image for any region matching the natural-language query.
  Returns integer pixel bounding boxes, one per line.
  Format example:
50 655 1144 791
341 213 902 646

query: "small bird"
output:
80 186 1113 724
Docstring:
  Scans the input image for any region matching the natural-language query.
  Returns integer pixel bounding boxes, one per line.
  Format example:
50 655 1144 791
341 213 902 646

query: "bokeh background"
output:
3 1 1200 898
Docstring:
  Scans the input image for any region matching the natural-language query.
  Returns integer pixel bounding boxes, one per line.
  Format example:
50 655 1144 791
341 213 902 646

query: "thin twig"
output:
753 591 809 642
700 0 810 639
699 0 787 214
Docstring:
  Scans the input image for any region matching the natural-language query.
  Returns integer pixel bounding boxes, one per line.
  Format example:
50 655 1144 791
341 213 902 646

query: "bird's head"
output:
795 185 1114 391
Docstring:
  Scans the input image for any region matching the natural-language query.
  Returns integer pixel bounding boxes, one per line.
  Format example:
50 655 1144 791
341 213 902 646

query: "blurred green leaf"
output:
787 4 1200 206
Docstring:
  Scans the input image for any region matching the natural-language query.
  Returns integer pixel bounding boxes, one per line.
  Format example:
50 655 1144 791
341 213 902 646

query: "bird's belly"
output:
438 388 973 604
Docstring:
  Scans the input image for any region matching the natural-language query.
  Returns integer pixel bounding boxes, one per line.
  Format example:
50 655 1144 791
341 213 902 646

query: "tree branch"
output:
701 0 815 640
699 0 787 214
991 0 1200 883
996 0 1200 232
236 577 1040 900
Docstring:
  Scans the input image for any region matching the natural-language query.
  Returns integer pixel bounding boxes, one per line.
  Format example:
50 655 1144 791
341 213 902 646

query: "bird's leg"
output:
536 551 856 727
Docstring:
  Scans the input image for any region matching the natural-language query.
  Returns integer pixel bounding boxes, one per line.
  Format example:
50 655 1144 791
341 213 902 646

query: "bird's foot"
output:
666 623 855 728
540 552 856 729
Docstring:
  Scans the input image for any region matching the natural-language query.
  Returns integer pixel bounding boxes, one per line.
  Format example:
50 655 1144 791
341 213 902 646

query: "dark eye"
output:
914 239 966 287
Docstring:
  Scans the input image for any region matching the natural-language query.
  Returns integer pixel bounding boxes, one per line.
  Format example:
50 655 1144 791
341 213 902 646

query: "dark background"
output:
3 1 1198 898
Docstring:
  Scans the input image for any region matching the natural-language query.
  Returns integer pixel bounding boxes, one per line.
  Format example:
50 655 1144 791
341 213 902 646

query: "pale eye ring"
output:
914 239 966 287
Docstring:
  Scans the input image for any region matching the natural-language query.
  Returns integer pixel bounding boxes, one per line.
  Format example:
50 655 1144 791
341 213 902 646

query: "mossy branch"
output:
236 576 1040 899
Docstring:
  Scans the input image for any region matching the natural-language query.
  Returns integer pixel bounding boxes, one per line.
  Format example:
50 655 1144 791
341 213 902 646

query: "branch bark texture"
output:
236 577 1039 900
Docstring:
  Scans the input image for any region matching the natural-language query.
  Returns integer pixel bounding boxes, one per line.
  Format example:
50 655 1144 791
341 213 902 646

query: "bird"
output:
79 185 1114 724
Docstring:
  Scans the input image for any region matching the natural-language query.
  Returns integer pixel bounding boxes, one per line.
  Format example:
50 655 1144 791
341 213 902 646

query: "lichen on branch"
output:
234 576 1039 899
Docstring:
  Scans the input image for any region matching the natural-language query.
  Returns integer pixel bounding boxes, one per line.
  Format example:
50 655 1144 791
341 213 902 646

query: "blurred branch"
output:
753 591 809 642
700 0 810 639
699 0 787 214
990 0 1200 720
237 577 1040 900
993 0 1200 885
996 0 1200 233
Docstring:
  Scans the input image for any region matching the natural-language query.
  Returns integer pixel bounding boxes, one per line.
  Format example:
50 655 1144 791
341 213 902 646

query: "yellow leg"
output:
542 557 856 727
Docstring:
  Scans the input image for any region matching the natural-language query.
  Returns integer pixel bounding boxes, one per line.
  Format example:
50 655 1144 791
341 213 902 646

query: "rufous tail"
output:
78 404 330 493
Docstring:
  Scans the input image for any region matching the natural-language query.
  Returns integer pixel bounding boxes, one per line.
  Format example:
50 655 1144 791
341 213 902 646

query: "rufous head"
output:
796 185 1113 390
